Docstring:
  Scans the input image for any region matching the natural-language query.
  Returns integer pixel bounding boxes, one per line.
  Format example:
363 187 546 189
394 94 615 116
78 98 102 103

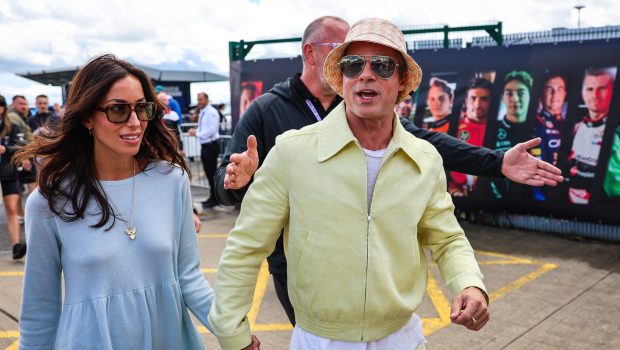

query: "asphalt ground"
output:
1 187 619 349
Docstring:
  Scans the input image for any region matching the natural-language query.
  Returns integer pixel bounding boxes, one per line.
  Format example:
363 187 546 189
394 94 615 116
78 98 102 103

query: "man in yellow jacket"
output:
209 18 489 350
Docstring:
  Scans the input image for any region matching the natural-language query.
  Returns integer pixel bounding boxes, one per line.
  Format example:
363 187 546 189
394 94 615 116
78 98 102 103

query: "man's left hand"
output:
502 137 564 186
450 287 489 331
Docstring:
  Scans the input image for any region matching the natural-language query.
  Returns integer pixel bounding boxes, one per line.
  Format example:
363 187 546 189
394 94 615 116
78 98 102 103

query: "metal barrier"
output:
179 122 232 188
470 25 620 48
460 210 620 242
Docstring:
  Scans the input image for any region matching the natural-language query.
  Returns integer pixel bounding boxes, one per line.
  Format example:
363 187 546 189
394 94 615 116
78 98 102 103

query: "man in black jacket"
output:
215 16 564 325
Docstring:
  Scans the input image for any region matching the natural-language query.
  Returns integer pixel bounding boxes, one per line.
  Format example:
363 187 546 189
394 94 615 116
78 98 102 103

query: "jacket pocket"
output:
288 228 365 322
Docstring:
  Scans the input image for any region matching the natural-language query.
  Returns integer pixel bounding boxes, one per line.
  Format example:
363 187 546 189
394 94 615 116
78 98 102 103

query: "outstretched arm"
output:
502 138 564 186
400 118 563 186
401 117 503 176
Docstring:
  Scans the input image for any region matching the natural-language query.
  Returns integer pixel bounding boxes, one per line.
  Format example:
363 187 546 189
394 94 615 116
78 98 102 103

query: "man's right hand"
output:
241 335 261 350
224 135 259 190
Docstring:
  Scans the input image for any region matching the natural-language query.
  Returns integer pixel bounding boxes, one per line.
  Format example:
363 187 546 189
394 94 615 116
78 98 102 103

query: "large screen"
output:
230 39 620 224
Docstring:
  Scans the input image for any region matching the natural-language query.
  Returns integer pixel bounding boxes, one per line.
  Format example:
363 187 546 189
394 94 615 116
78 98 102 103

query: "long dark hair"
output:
0 95 12 138
14 54 190 229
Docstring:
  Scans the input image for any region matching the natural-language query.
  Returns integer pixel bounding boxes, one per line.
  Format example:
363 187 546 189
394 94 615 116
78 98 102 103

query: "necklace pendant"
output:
125 227 137 240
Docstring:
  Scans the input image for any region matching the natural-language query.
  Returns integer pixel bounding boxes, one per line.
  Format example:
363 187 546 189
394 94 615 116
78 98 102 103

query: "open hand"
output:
502 137 564 186
223 135 259 190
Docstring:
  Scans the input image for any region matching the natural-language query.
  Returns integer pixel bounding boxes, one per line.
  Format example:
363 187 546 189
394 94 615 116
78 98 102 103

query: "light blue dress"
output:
19 160 214 350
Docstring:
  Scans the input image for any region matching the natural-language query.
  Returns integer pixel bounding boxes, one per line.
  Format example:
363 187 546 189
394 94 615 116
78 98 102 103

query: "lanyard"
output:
305 99 322 122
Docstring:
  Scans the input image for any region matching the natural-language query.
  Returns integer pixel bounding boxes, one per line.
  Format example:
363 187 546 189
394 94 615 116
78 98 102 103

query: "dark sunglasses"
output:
95 102 156 123
339 55 399 80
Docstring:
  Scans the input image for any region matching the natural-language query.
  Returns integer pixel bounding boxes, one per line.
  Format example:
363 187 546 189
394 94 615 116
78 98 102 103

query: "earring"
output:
88 128 92 135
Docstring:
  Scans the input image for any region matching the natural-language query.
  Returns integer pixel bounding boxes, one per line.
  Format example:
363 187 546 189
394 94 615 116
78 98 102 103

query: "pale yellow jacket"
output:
208 102 486 350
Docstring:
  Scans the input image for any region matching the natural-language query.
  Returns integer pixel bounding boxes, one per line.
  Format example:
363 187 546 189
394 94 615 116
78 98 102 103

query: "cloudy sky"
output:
0 0 618 105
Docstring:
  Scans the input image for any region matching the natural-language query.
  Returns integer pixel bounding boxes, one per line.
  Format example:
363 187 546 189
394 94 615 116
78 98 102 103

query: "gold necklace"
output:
125 161 137 240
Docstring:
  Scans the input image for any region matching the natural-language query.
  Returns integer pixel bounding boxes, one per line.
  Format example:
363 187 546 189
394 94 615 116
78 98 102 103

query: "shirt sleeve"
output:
400 117 504 177
19 190 63 349
417 165 487 296
177 175 215 333
208 142 290 350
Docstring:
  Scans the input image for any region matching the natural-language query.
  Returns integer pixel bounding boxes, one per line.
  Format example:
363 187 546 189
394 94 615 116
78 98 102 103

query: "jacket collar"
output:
318 101 423 171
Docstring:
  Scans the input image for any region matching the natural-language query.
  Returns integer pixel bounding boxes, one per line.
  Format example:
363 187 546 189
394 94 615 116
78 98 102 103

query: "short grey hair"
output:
301 16 348 62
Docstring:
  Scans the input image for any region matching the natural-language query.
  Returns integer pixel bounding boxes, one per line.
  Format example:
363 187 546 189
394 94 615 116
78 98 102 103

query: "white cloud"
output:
0 0 618 104
0 72 62 105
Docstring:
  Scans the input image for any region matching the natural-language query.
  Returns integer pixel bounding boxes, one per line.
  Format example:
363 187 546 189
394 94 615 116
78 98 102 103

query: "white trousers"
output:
289 314 426 350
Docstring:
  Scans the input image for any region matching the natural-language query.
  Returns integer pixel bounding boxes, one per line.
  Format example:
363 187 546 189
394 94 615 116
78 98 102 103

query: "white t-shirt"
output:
363 147 386 209
289 314 426 350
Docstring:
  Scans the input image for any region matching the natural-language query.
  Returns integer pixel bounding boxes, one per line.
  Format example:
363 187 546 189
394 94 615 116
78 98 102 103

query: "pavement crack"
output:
0 307 19 323
499 270 612 349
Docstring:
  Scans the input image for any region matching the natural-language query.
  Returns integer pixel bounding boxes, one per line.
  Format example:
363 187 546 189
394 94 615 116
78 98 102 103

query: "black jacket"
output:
0 119 23 180
215 74 504 274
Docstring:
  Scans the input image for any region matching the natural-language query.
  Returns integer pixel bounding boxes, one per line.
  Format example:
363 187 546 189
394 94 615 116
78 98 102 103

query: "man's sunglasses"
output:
339 55 399 80
310 42 340 48
95 102 156 123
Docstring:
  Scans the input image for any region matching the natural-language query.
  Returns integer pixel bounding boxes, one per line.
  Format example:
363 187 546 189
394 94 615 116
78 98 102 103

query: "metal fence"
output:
470 25 620 48
408 38 463 51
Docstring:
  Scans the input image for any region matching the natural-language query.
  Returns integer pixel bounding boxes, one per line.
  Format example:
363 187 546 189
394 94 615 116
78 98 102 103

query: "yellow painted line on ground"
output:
198 260 294 334
0 332 19 338
489 263 558 302
478 260 535 265
0 253 559 342
197 234 228 239
422 272 452 335
247 260 270 327
475 250 536 264
0 271 23 277
252 323 293 332
1 331 19 350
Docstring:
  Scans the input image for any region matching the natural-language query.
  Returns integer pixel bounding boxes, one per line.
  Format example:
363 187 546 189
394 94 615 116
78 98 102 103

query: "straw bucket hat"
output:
323 18 423 103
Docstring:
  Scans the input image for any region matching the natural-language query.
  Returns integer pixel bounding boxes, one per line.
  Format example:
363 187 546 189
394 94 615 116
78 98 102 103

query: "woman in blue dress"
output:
16 55 259 350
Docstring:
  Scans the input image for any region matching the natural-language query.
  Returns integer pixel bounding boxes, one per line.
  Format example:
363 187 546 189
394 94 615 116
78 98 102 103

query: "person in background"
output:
0 95 26 259
449 78 493 196
239 83 259 118
188 92 220 208
422 77 454 133
8 95 36 195
568 67 615 204
154 85 182 123
603 126 620 197
217 103 227 133
28 94 53 132
531 73 567 201
157 91 183 152
52 102 62 117
395 93 414 120
490 70 534 199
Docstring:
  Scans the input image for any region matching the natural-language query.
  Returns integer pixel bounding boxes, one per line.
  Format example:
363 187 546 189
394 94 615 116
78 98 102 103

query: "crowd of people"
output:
6 15 571 350
0 93 62 260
